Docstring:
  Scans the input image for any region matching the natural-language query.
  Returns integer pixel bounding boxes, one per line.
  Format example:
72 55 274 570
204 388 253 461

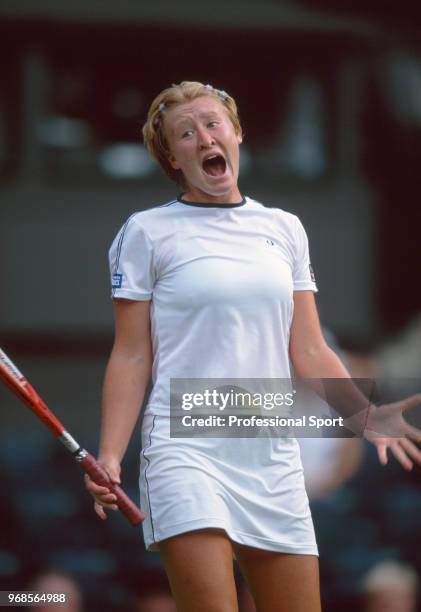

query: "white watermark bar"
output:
169 378 421 438
0 592 67 606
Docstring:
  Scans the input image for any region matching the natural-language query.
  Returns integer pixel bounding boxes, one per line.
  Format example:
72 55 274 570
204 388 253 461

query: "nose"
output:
198 127 215 149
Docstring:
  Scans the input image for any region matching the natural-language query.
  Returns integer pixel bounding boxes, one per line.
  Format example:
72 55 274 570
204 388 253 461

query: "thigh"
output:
232 542 321 612
158 528 239 612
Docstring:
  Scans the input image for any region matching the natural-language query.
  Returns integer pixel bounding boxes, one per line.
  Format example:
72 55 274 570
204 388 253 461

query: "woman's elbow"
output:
290 340 328 374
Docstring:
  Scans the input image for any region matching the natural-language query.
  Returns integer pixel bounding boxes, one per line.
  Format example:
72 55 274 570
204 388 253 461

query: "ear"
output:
168 154 181 170
236 129 243 145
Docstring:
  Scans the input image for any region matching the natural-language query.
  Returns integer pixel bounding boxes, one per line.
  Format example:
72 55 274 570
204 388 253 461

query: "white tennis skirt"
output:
139 412 318 555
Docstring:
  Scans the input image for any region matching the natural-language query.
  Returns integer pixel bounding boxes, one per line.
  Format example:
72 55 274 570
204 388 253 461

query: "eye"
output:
181 130 193 139
208 121 219 128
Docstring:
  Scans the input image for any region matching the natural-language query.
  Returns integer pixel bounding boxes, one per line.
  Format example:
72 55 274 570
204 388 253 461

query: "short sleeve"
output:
292 216 318 292
108 215 155 300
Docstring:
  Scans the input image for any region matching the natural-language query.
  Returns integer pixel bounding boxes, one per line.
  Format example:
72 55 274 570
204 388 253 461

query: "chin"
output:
203 180 235 197
205 190 233 200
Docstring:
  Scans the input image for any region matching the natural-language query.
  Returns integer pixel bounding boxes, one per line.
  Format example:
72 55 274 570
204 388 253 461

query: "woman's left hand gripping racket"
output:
0 347 145 526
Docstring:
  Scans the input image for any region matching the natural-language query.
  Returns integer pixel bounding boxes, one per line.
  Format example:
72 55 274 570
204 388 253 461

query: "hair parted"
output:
142 81 242 187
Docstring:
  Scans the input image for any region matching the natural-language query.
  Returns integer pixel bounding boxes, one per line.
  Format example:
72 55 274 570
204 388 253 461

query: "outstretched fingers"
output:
376 442 388 466
389 441 413 471
404 423 421 444
400 437 421 466
401 393 421 413
374 433 421 470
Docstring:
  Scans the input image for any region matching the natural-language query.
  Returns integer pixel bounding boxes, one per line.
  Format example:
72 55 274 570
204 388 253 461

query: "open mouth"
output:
202 155 227 177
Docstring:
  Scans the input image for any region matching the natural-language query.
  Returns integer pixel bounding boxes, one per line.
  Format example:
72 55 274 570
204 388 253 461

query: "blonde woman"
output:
86 81 421 612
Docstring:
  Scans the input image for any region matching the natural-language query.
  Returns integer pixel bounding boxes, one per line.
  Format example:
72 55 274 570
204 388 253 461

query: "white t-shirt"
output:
109 196 317 417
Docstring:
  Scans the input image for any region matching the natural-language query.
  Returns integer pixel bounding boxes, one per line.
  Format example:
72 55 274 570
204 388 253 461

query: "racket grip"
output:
78 451 146 526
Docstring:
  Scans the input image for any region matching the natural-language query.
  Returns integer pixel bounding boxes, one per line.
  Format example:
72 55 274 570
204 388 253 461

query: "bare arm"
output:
290 291 421 469
85 298 152 519
289 290 366 425
289 291 349 379
99 298 152 462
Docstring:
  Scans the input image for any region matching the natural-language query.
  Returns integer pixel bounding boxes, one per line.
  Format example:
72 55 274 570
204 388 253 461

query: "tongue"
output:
203 157 226 177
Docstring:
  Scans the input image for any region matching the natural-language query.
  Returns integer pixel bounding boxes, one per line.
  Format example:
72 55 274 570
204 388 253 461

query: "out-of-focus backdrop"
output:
0 2 420 611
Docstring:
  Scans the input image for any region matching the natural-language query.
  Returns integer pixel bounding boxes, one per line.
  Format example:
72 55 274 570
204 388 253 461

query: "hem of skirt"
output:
144 517 318 555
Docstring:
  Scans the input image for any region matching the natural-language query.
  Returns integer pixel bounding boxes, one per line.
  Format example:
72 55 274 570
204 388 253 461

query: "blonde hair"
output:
142 81 242 187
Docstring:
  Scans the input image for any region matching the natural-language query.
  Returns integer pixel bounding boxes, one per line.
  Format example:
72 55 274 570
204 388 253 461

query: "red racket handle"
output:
78 452 145 526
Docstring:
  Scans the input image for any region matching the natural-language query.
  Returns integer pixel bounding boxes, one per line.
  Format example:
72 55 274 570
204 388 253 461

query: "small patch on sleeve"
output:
309 264 316 283
112 273 123 288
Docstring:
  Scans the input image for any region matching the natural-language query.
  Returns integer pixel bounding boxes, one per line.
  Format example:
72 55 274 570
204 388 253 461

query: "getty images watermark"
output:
169 378 421 438
179 386 344 429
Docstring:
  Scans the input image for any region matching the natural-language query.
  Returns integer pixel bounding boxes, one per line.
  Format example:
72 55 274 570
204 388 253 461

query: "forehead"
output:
165 96 228 128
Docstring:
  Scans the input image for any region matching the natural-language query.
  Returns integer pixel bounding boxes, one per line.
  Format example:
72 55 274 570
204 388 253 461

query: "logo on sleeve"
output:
309 264 316 283
112 273 123 288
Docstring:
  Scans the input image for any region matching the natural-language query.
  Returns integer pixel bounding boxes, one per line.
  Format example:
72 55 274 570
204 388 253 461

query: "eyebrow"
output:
173 112 222 129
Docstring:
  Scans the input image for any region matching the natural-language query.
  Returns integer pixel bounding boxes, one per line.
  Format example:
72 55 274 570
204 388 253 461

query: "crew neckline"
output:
177 195 247 208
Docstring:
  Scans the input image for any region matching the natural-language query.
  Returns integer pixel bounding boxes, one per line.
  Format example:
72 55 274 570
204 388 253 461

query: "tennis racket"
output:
0 347 145 526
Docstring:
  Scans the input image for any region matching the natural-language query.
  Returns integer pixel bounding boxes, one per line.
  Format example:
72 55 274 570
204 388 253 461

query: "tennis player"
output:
85 81 421 612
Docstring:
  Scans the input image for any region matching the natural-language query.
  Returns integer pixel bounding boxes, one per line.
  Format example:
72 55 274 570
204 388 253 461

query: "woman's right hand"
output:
84 456 122 520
